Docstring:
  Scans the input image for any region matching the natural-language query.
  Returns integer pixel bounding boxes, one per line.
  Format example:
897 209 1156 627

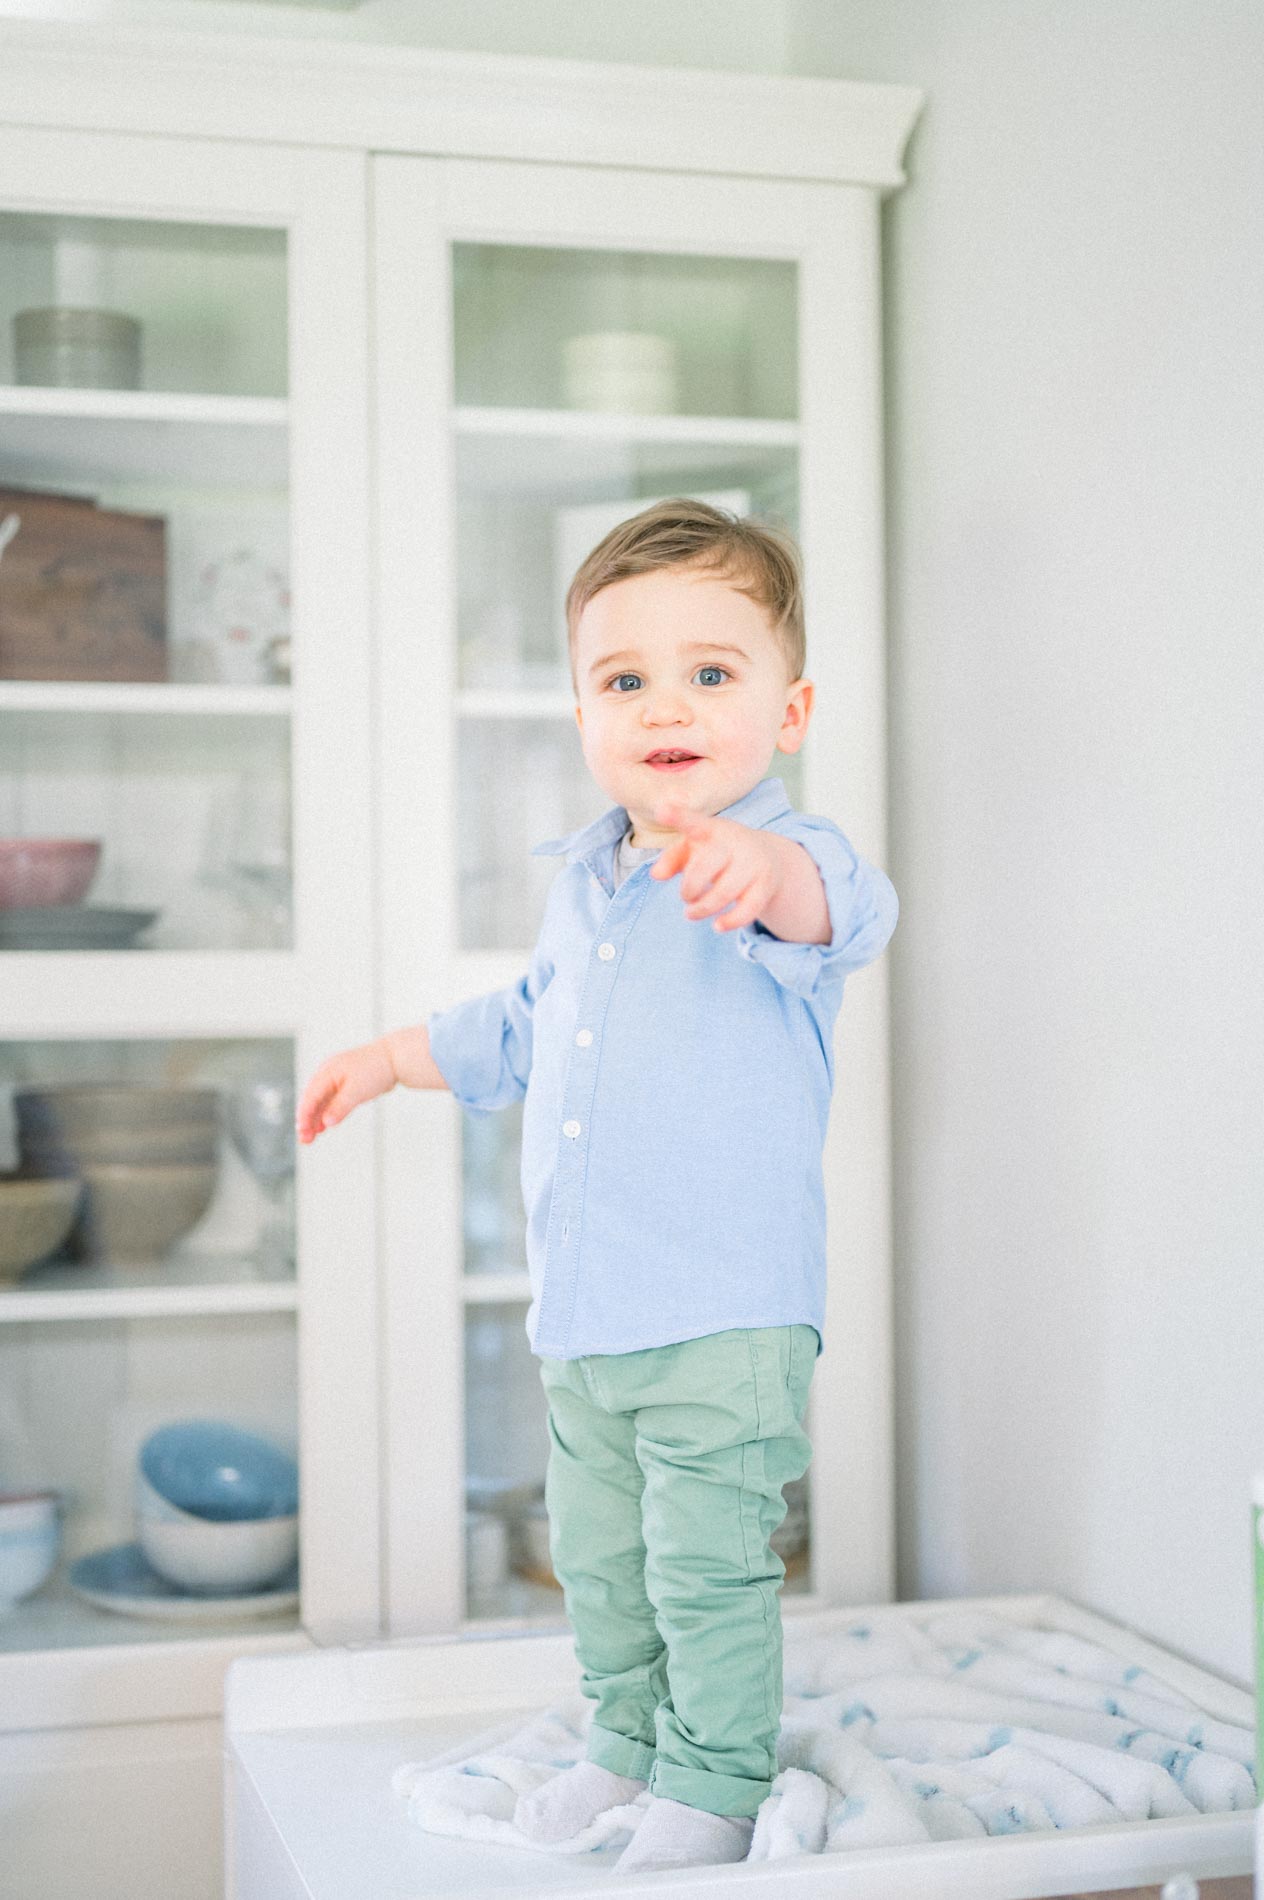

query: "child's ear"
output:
778 679 814 751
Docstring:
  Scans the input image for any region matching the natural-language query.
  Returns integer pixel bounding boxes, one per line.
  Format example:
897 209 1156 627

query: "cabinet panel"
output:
0 1717 223 1900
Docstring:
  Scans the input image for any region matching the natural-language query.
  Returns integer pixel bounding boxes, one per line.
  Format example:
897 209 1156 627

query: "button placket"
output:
560 938 618 1143
534 860 653 1355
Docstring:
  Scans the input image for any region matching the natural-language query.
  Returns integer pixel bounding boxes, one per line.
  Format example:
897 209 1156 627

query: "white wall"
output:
788 0 1264 1685
0 0 791 72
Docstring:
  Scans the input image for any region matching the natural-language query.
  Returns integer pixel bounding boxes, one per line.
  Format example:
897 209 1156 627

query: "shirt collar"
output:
530 775 793 868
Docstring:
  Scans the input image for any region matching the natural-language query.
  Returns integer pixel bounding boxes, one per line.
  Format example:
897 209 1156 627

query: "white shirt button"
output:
597 941 616 960
576 1029 593 1046
563 1119 581 1138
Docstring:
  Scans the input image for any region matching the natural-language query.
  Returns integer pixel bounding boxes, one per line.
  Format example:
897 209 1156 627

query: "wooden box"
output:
0 485 168 681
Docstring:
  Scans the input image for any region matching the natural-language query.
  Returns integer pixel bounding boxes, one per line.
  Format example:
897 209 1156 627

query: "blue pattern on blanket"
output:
991 1804 1027 1834
390 1603 1257 1864
951 1647 983 1670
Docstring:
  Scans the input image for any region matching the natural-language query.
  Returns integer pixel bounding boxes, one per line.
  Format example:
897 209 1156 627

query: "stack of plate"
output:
0 906 159 949
0 838 158 949
15 1086 220 1263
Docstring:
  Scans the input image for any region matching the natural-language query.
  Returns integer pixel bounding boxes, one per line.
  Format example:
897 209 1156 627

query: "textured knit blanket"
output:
392 1604 1256 1859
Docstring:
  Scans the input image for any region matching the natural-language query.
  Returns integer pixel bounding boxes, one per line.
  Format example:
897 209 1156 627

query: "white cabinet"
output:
0 28 920 1899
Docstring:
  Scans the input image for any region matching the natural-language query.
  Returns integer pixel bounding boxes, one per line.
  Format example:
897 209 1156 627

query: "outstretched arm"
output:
649 800 830 944
752 835 831 945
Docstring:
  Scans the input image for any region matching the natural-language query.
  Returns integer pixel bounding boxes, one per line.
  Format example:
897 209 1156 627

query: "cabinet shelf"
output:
456 688 572 719
0 1566 304 1662
455 405 797 445
454 404 798 499
0 1270 298 1325
0 951 299 1036
462 1272 530 1304
0 681 291 716
0 385 288 488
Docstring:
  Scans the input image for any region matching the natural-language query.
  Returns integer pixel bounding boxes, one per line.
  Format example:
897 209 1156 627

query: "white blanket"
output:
392 1605 1256 1859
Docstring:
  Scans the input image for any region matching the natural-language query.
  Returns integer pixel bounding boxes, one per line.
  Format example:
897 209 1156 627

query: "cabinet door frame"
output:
373 152 894 1634
0 121 375 1724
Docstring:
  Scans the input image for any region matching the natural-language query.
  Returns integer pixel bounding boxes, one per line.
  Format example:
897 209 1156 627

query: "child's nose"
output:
644 688 692 720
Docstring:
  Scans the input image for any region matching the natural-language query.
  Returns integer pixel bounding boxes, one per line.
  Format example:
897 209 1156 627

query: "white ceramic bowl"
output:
135 1507 297 1594
0 1490 61 1604
561 331 678 413
72 1160 218 1261
0 1176 83 1281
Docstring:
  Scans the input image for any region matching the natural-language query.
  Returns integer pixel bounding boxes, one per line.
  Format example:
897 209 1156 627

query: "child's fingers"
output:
651 838 688 878
686 869 749 921
698 866 774 927
679 848 731 906
296 1073 341 1139
297 1079 331 1123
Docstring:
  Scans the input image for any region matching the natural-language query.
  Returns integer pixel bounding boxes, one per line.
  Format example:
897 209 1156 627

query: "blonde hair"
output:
565 497 805 696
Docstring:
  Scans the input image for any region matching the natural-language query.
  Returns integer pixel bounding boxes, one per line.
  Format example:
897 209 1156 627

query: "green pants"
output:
538 1323 817 1819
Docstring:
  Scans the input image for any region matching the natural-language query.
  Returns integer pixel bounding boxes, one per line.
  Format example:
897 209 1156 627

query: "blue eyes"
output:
607 666 731 693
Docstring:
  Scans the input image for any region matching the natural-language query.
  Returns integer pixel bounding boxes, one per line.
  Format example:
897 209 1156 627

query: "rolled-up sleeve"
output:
426 938 553 1117
733 816 898 1004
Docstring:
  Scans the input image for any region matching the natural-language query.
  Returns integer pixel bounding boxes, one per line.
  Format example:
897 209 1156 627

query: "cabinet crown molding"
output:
0 21 923 188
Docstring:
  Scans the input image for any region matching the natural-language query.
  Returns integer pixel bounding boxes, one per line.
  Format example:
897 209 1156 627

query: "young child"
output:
296 498 898 1874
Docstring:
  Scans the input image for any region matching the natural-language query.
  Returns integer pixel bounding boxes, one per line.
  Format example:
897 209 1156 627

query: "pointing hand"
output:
648 801 784 933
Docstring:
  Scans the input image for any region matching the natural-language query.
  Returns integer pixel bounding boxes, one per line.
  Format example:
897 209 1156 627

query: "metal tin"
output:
13 305 142 389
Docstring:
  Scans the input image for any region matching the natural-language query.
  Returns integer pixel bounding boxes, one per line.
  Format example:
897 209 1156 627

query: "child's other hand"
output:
649 801 784 932
295 1038 396 1143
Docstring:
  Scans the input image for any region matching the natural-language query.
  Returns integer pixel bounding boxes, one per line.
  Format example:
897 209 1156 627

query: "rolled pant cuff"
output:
649 1760 770 1819
587 1722 657 1782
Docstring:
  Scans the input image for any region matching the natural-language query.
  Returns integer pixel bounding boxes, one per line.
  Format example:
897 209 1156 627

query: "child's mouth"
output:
644 754 702 771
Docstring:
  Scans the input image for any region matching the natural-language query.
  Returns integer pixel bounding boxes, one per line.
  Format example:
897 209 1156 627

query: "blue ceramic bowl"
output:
139 1420 298 1524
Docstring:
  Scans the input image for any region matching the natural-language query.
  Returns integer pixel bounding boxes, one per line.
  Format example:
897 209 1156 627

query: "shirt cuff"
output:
733 819 898 1004
426 982 533 1117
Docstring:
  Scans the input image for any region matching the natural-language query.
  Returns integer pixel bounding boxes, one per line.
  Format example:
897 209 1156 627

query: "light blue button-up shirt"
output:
426 776 898 1360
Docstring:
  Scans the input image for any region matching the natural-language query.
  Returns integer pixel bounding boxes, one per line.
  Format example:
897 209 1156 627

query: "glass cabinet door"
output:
0 205 304 1654
454 241 809 1619
376 158 862 1633
0 211 293 951
451 240 804 952
0 129 376 1683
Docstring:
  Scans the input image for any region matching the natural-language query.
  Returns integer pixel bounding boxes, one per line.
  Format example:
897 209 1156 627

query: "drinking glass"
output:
223 1077 296 1274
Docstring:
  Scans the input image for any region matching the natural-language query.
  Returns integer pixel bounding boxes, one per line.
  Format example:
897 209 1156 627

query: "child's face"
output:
572 563 813 848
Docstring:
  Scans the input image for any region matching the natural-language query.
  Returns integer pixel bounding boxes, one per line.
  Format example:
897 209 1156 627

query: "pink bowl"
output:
0 840 102 910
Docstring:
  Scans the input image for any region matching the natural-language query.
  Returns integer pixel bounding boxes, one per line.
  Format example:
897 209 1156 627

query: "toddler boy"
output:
296 498 898 1873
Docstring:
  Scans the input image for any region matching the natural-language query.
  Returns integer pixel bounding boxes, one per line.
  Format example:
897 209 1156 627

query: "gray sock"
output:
513 1759 647 1843
612 1794 755 1873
